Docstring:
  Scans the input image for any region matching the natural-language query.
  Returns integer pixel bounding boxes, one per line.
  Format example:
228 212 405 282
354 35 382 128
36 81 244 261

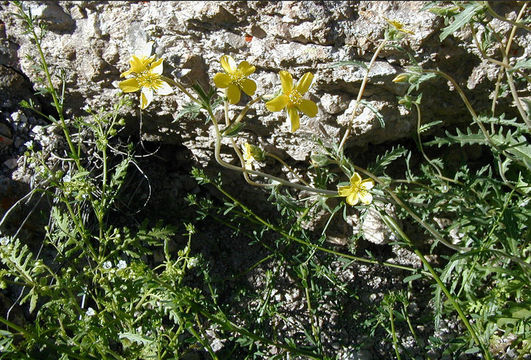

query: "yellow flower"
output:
242 143 255 170
242 142 264 170
384 17 414 35
119 42 172 109
265 71 318 132
392 74 408 83
213 55 257 104
338 172 375 206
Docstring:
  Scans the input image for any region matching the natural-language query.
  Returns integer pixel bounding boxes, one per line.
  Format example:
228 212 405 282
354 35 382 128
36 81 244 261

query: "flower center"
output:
288 89 302 105
229 71 244 87
138 72 163 89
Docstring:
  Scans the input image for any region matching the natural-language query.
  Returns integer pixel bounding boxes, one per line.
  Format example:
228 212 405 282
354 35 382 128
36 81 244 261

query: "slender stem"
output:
213 182 424 274
231 96 262 126
413 103 443 177
338 40 388 151
205 105 338 195
354 165 472 253
380 213 492 360
503 2 530 128
484 1 531 32
266 152 310 187
160 76 202 105
389 306 401 360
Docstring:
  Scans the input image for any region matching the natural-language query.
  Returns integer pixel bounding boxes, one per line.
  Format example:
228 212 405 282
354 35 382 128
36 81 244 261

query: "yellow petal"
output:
266 94 289 112
240 78 256 96
338 185 352 197
279 71 293 94
298 99 318 118
350 173 362 185
214 73 231 88
141 87 153 109
360 178 375 190
129 55 148 74
287 106 300 132
226 83 241 104
238 61 255 76
155 80 172 95
120 69 132 78
150 58 163 75
296 72 314 94
119 78 141 93
220 55 237 74
346 192 360 206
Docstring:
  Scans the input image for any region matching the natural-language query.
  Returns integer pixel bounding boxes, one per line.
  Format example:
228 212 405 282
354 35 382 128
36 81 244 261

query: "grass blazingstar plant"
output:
119 42 172 109
213 55 257 104
266 70 318 132
338 172 375 206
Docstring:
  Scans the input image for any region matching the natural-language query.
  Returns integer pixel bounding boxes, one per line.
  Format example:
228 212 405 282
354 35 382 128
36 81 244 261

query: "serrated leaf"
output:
360 100 385 128
403 273 423 283
369 145 407 175
426 128 488 148
419 120 443 133
511 59 531 72
440 3 484 41
223 122 245 137
330 60 368 70
506 137 531 170
173 101 202 122
119 332 155 345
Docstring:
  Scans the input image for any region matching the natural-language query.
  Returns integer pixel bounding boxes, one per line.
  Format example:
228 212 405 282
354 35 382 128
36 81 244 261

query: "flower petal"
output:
119 78 141 93
338 185 352 197
298 99 318 118
240 78 257 96
346 192 360 206
155 80 173 95
360 178 375 190
279 71 293 94
150 58 164 75
266 94 289 112
287 106 300 132
238 61 255 76
220 55 237 74
350 173 362 185
139 41 154 58
359 191 373 205
141 87 153 109
226 83 241 104
214 73 231 88
296 72 314 94
129 55 148 74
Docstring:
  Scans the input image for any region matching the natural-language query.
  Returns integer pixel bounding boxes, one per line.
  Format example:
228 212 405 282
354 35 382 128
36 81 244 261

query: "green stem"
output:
380 213 492 360
339 39 388 151
484 1 531 32
205 104 338 196
389 306 401 360
213 182 423 274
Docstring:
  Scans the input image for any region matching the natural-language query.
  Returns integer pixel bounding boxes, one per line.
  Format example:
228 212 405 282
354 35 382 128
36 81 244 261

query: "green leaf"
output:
440 3 484 42
511 59 531 72
173 101 202 122
223 122 245 137
119 332 155 346
403 273 423 283
419 120 443 134
506 137 531 170
360 100 385 128
330 60 368 70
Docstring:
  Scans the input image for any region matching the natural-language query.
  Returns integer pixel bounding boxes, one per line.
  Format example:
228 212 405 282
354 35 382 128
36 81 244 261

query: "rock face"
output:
0 1 528 167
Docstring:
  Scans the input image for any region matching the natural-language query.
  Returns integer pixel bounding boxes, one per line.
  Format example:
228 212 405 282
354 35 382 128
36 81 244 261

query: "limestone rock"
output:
0 0 527 167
